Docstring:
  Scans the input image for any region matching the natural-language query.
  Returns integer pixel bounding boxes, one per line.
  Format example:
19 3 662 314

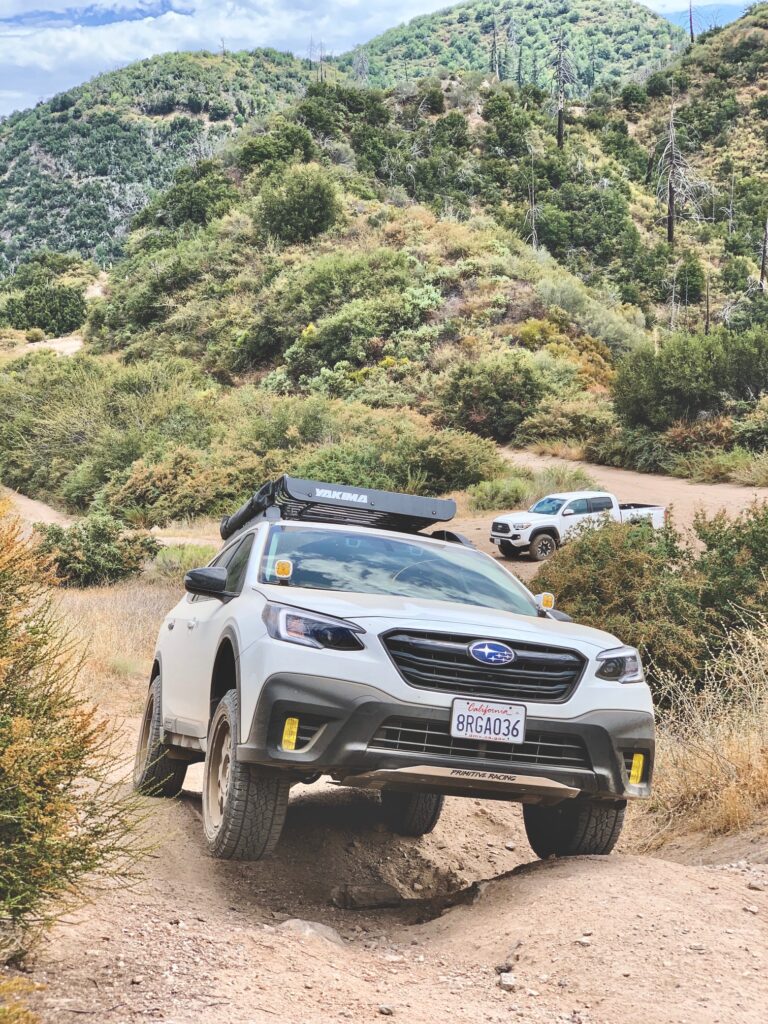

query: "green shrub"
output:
3 285 86 336
467 476 533 511
1 504 139 959
436 352 545 442
614 330 768 430
257 164 342 243
517 396 615 443
34 511 158 586
734 397 768 451
24 328 45 344
149 543 218 583
533 519 707 684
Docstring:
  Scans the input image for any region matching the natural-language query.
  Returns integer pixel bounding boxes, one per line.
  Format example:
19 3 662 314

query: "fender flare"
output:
528 527 560 546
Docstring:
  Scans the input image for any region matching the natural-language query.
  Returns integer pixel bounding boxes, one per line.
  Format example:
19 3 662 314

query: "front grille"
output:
382 630 585 703
370 717 591 771
492 521 510 534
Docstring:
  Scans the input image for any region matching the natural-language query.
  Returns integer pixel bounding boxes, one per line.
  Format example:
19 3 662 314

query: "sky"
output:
0 1 750 117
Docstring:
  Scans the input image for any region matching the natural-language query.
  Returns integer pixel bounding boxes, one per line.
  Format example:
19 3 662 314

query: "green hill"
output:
337 0 685 89
0 0 686 275
0 49 310 274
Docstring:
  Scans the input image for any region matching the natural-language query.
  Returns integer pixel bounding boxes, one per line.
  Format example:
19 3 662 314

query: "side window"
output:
225 534 255 595
589 497 613 513
565 498 589 515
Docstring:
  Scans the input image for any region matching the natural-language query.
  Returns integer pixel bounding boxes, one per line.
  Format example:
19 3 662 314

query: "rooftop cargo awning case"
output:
220 476 456 540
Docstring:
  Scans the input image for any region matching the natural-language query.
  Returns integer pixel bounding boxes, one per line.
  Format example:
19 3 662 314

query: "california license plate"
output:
450 699 526 744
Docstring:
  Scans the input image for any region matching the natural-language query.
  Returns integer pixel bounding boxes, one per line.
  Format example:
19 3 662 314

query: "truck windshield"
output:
530 497 565 515
260 526 538 616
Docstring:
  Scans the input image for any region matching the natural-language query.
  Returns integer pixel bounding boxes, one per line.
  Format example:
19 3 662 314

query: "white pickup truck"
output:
490 490 666 562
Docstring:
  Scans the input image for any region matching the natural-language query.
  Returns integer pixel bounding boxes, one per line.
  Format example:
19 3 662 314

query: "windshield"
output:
530 497 565 515
260 526 538 616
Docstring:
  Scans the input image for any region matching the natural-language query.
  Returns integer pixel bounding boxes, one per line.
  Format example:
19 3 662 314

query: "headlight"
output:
513 522 532 529
262 602 365 651
596 646 644 684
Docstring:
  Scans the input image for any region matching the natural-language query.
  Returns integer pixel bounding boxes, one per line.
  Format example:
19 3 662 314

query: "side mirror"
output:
535 592 556 612
185 566 228 598
562 508 575 517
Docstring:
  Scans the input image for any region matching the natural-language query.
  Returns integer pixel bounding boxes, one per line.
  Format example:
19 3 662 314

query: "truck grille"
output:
492 522 510 534
370 717 590 770
382 630 585 703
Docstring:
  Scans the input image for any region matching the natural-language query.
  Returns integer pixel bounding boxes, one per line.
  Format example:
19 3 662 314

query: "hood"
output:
255 584 621 653
493 511 556 527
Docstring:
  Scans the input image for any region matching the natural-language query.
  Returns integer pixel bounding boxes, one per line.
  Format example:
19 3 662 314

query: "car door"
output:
560 497 590 539
163 534 255 735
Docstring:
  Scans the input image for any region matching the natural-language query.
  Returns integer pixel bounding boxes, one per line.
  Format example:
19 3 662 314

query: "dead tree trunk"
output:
761 217 768 291
668 180 676 247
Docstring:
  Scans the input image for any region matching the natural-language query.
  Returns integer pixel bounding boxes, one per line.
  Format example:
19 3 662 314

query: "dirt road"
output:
4 476 767 1024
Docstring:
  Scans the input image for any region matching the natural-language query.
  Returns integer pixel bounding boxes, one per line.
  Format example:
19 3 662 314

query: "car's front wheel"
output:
133 674 188 797
381 790 444 836
202 689 291 860
523 798 626 858
529 533 557 562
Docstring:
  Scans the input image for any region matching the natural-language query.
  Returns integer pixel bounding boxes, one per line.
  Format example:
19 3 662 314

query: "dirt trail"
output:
3 475 766 1023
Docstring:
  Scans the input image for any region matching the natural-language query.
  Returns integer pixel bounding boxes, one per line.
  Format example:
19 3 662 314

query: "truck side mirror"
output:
562 508 575 516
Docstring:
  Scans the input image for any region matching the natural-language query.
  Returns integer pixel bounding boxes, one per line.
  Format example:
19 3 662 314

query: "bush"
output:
614 330 768 430
257 164 342 243
436 352 545 442
149 543 218 583
0 503 138 959
34 511 158 586
517 396 615 443
467 465 597 512
533 519 707 685
467 476 533 511
24 328 45 344
734 397 768 450
3 285 86 336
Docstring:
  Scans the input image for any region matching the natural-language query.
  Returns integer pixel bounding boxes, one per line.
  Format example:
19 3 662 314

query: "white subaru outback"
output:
134 476 654 862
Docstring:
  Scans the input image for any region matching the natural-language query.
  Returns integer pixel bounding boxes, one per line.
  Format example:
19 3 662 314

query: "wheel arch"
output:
529 527 560 545
209 628 241 725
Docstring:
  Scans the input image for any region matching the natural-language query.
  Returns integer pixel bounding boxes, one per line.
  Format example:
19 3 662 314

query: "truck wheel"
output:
381 790 444 836
134 674 188 797
203 689 290 861
498 540 520 560
529 534 557 562
523 799 625 858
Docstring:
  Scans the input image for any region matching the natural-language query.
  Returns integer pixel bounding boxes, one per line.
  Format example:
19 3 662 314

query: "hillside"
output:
0 49 311 274
0 0 685 274
337 0 685 88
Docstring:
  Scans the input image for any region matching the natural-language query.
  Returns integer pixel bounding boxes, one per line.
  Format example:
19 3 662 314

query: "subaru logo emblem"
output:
468 640 516 666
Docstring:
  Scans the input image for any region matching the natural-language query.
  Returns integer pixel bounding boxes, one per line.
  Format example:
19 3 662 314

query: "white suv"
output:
134 477 654 862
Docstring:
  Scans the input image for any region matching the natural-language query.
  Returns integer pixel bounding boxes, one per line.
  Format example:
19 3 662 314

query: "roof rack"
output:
220 476 456 541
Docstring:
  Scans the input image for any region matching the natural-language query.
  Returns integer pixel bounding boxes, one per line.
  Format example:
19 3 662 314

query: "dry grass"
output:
633 624 768 849
56 580 176 715
529 439 588 461
155 517 221 544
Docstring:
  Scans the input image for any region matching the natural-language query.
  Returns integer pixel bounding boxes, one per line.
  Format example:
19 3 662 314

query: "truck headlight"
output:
596 646 644 684
513 522 532 529
262 602 365 651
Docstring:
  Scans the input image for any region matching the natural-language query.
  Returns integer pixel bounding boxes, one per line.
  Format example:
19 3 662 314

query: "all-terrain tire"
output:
202 689 291 860
381 791 445 836
498 540 520 560
529 533 557 562
133 674 188 797
523 798 626 859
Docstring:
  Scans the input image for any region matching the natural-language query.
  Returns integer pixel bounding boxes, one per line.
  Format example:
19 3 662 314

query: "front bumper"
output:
238 674 654 803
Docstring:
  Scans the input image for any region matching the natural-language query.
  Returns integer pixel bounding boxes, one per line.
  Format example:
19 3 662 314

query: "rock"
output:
744 904 759 914
575 938 591 947
747 881 765 892
505 842 516 851
498 972 517 992
495 962 513 974
378 1006 394 1016
277 919 345 946
130 976 144 986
